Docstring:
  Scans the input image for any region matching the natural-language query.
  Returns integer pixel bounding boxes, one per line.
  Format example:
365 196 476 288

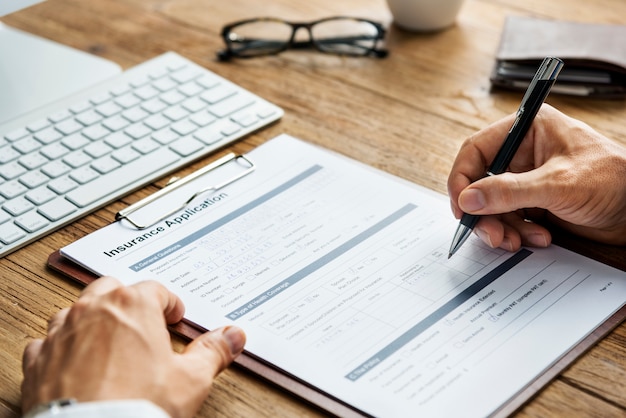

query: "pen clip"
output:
518 57 564 112
116 153 255 229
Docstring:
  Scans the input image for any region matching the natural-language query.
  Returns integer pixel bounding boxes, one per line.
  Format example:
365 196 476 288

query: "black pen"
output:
448 56 564 258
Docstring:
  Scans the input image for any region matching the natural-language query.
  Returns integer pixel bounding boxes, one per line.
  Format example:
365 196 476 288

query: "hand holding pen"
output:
448 57 564 258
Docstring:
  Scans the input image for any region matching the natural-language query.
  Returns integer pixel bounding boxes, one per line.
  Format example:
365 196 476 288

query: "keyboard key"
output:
41 161 72 178
189 111 216 127
171 120 197 136
82 125 111 141
171 68 201 84
19 171 49 189
26 119 52 133
111 146 140 164
84 142 113 159
4 128 30 142
0 180 28 199
63 151 92 169
122 107 150 123
38 197 78 221
200 85 236 104
47 176 78 194
91 156 121 174
48 109 73 123
151 129 179 145
95 101 123 118
41 143 70 160
124 123 152 139
132 138 160 154
15 211 50 233
208 94 254 118
76 110 104 126
134 85 160 100
0 147 21 164
141 98 168 114
25 186 57 206
160 90 186 105
3 197 34 216
69 166 100 184
102 115 131 132
69 101 92 114
115 93 141 109
34 127 63 144
169 137 204 157
193 127 223 145
65 147 180 207
152 77 178 92
19 153 49 170
104 132 133 149
89 92 111 105
55 119 83 135
13 137 42 154
0 222 27 244
0 161 27 180
163 105 189 121
144 114 171 131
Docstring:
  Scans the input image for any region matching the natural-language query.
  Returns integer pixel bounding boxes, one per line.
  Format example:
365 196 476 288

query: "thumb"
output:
183 326 246 378
458 170 553 215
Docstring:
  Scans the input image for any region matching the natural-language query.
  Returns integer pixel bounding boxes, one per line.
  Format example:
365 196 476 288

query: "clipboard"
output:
46 251 368 418
46 251 626 418
47 135 626 417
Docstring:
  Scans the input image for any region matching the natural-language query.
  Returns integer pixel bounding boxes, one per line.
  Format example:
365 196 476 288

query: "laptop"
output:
0 0 122 124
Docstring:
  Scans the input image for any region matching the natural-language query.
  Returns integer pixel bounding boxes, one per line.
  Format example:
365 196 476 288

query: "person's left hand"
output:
21 276 246 418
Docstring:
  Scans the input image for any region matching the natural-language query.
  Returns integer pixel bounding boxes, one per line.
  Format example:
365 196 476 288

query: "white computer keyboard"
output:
0 51 283 257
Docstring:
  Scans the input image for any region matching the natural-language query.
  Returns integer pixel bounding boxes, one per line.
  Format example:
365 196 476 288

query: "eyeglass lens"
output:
226 18 381 57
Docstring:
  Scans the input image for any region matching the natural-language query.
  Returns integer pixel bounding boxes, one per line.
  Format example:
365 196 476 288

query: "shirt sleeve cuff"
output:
28 399 171 418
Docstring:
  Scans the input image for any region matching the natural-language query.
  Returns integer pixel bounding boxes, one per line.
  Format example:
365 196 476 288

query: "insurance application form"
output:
62 134 626 417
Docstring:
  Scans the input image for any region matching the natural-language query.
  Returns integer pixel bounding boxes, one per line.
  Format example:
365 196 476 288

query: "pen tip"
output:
447 253 452 259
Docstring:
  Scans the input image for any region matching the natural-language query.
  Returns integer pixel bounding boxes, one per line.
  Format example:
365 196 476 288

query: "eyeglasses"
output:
217 16 388 61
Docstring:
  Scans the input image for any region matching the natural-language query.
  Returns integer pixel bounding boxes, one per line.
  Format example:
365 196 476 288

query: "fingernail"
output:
460 189 486 212
222 326 246 355
474 227 494 248
501 237 514 252
527 233 548 247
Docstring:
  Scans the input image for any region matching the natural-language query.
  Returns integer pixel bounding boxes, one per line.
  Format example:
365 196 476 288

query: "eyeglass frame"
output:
217 16 389 61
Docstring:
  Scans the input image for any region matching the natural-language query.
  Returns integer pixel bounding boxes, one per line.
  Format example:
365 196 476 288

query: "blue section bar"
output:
226 204 418 320
129 165 323 271
345 248 532 381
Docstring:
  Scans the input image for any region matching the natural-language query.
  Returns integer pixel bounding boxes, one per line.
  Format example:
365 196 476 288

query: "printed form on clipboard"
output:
60 134 626 418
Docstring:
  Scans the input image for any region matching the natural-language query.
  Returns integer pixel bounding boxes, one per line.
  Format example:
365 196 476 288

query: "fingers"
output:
473 213 552 251
182 326 246 381
457 168 555 217
22 339 43 375
79 277 185 324
47 307 70 333
79 276 124 298
448 112 518 216
131 281 185 324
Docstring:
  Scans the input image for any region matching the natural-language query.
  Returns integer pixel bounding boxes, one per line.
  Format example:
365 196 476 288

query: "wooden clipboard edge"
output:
46 250 368 418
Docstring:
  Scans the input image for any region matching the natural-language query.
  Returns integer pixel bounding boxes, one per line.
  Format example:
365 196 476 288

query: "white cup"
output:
385 0 465 32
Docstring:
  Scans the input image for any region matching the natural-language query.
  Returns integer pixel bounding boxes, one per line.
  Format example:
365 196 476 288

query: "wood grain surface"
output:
1 0 625 417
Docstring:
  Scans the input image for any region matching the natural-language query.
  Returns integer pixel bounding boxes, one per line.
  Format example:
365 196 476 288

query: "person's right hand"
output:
448 104 626 252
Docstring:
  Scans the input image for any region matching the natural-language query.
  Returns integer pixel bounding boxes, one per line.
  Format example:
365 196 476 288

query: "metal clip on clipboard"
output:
116 153 255 229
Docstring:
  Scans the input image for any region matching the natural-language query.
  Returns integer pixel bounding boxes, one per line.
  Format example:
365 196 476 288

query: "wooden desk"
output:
1 0 625 416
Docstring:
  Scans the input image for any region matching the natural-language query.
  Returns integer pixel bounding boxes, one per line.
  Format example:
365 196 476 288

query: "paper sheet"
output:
61 134 626 417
